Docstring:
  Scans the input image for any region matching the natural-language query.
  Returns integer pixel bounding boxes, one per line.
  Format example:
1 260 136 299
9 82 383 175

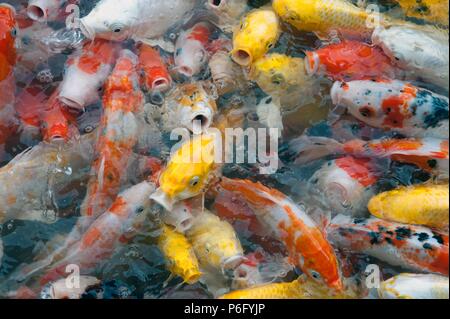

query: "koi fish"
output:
331 79 449 139
186 210 245 275
205 0 247 33
289 136 449 177
305 40 400 81
137 43 172 93
151 133 218 211
0 4 18 162
220 275 355 299
79 0 196 45
372 25 449 90
379 273 449 299
0 133 96 225
328 215 449 276
219 178 343 291
160 82 218 134
38 181 157 286
158 224 202 284
249 53 317 110
40 90 72 142
395 0 449 27
309 156 380 217
231 8 280 66
272 0 395 40
59 39 119 113
162 198 197 233
368 184 449 230
80 49 144 220
174 22 213 77
208 38 246 96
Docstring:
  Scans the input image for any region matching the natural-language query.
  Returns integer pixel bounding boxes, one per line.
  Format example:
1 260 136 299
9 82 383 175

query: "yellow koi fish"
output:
231 8 280 66
186 210 245 274
158 224 202 284
368 184 449 230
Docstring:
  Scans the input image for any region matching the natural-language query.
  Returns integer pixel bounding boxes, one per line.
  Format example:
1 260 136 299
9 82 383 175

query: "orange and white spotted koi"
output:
331 79 449 139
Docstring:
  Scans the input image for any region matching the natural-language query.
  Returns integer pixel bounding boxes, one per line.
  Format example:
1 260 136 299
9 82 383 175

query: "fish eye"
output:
189 176 200 187
10 28 17 38
84 125 94 134
310 270 322 280
359 107 374 118
110 23 125 34
136 206 145 214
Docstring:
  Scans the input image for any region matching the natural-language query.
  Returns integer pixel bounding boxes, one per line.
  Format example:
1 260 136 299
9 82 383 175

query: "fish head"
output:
119 181 157 217
176 83 217 133
331 80 390 128
27 0 61 22
151 134 216 211
137 44 172 93
231 9 280 66
79 0 136 41
0 3 17 75
309 157 377 216
175 39 208 77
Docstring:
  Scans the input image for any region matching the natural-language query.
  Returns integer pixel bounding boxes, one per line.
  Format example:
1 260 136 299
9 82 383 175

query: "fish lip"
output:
151 78 171 92
222 255 246 274
305 52 319 76
79 18 95 40
175 65 194 77
0 3 16 15
371 26 384 45
231 48 252 67
190 109 213 134
27 3 47 22
150 188 176 212
59 96 85 113
330 81 343 106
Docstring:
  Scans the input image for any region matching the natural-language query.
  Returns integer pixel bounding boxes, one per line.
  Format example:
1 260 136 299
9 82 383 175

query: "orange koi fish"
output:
219 178 343 291
40 90 72 141
59 39 119 113
328 215 449 276
305 41 400 81
0 4 18 161
137 43 172 93
80 49 144 220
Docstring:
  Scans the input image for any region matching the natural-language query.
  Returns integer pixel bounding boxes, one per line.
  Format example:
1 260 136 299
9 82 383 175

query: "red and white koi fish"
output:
305 40 401 82
328 215 449 276
80 49 144 220
38 181 156 287
40 276 100 299
219 177 343 291
331 79 449 139
289 136 449 177
40 90 73 142
137 43 172 93
59 39 119 113
308 156 381 217
174 22 212 77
